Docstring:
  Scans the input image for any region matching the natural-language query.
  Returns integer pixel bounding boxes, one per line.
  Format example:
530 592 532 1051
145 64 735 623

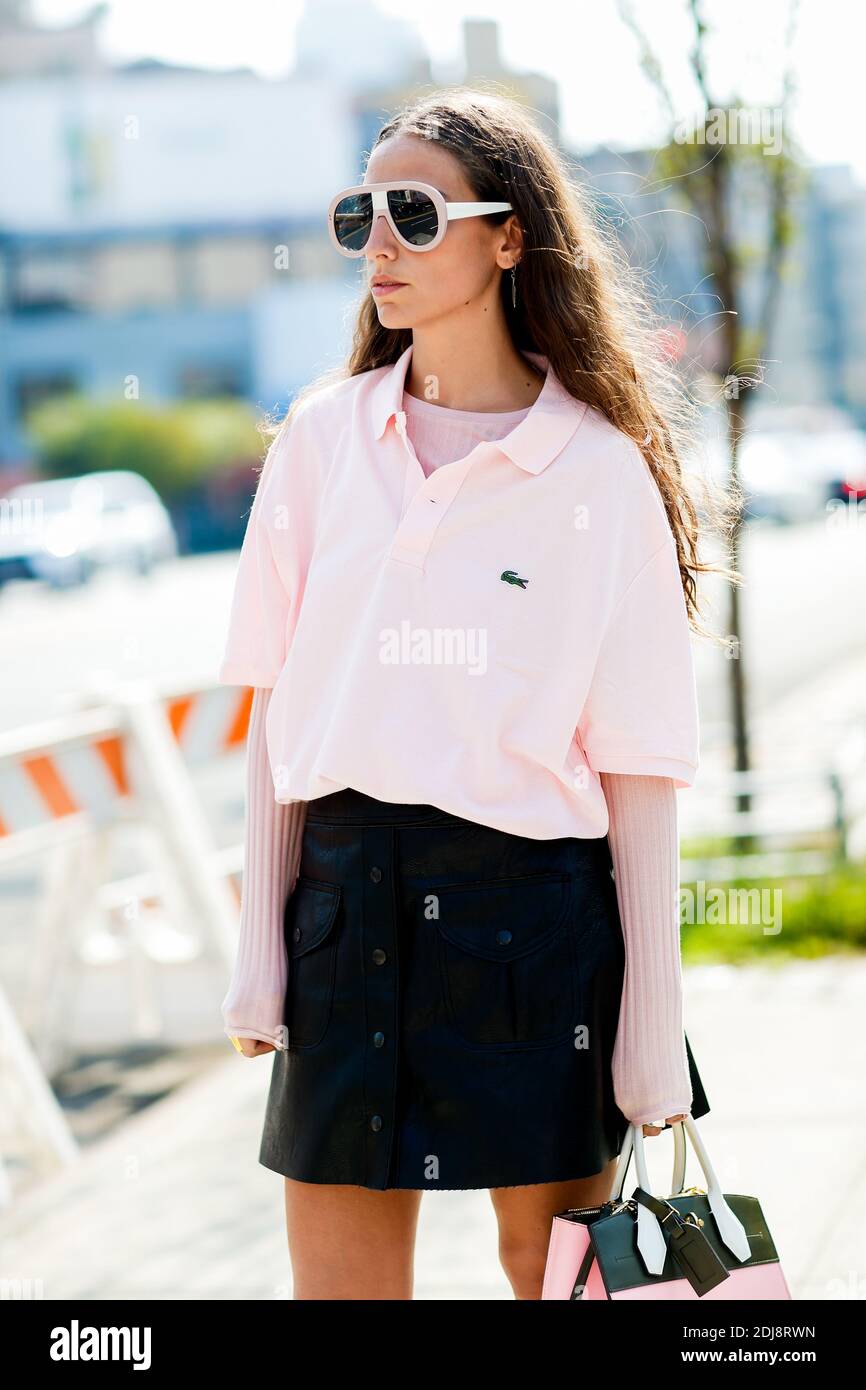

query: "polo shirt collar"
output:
370 342 587 475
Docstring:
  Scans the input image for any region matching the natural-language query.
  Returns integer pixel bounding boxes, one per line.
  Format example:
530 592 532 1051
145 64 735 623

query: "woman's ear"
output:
496 215 524 271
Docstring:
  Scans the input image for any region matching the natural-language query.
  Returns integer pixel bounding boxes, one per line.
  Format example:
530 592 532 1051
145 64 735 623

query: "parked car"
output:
0 470 178 588
813 429 866 504
742 429 866 521
737 431 828 523
690 406 866 524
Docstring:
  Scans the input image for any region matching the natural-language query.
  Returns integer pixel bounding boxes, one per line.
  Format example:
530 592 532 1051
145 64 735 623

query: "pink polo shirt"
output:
217 344 699 838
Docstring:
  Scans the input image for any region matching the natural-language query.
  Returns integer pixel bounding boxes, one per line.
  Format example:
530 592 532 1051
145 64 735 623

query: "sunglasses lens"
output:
387 188 439 247
333 193 373 252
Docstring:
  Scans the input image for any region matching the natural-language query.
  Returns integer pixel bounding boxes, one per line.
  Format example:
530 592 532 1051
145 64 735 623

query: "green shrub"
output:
680 863 866 962
26 394 264 499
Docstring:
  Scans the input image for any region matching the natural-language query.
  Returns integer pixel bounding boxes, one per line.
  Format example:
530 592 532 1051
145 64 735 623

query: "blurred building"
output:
459 18 559 133
294 0 431 88
351 17 561 199
0 4 566 470
2 0 866 473
798 165 866 415
0 0 108 79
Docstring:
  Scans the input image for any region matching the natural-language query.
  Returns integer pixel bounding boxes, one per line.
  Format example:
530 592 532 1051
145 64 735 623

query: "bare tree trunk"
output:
726 403 751 802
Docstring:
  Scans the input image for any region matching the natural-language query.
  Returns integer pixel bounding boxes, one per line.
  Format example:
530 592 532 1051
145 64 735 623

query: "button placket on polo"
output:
387 409 479 570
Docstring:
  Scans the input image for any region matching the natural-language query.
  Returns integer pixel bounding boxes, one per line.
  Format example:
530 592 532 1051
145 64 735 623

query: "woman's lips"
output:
371 280 407 296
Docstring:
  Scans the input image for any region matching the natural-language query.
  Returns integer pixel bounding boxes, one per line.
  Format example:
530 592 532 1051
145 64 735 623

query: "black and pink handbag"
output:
542 1114 792 1300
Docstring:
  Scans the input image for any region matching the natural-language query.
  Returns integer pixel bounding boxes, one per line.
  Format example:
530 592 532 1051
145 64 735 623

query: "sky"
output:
31 0 864 187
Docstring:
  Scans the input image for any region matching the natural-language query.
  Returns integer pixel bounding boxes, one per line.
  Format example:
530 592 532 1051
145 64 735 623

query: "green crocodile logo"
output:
500 569 529 589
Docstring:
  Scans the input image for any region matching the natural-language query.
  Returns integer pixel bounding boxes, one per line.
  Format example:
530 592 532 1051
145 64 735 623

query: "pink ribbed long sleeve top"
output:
221 388 694 1126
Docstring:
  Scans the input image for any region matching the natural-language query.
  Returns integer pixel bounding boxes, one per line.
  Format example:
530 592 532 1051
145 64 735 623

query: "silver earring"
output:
511 264 518 308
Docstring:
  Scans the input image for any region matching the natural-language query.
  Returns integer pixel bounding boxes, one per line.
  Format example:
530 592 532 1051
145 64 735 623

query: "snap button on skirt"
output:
258 787 711 1190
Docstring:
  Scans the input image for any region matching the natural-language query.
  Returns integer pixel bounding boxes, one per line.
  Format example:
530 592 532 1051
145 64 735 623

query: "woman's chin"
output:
374 302 413 326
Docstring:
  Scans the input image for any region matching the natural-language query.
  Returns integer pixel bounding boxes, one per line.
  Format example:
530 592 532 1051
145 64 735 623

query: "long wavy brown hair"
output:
267 86 741 642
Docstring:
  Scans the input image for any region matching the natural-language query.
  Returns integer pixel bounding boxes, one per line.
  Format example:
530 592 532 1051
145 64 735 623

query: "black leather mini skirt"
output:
258 786 710 1190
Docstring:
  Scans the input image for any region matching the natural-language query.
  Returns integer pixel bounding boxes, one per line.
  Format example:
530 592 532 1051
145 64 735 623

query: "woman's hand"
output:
642 1112 687 1136
229 1035 276 1058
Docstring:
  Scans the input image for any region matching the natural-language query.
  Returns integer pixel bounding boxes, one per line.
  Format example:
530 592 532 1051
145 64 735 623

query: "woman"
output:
217 89 737 1300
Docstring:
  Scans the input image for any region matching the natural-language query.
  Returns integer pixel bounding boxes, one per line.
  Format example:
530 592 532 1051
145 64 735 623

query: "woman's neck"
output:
405 331 545 414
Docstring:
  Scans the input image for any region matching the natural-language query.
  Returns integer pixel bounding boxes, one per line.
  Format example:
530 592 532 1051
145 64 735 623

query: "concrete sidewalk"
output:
1 955 863 1300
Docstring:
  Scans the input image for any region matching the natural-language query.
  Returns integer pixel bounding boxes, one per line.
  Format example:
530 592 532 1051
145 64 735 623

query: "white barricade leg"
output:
0 981 79 1205
25 831 110 1076
123 692 240 967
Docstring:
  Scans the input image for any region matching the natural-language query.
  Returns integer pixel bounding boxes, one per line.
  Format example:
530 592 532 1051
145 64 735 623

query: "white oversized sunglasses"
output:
327 179 513 257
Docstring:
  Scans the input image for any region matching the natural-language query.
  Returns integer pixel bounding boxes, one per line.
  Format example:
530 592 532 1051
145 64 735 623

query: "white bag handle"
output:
606 1116 688 1204
630 1114 752 1275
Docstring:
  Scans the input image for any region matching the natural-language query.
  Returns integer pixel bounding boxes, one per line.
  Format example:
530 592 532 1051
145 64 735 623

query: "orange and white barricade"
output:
0 676 253 1198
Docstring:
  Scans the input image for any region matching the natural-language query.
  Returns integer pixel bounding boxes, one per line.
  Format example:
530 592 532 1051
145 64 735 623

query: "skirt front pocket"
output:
284 875 342 1049
431 871 578 1050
